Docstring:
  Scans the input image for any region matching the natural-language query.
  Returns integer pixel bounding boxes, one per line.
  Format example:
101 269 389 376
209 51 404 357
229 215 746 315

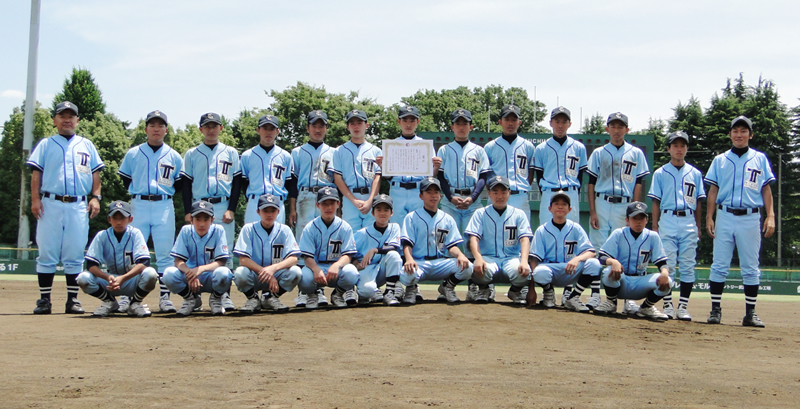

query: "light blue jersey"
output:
437 140 491 190
329 141 382 191
401 209 464 260
118 143 182 196
648 162 706 211
483 136 536 192
705 149 774 209
233 221 300 266
181 142 241 200
170 224 230 269
533 136 588 190
299 216 358 264
586 142 649 197
530 220 594 263
291 142 336 189
464 205 532 258
85 226 150 275
240 145 293 200
599 227 667 276
354 223 402 265
27 134 104 196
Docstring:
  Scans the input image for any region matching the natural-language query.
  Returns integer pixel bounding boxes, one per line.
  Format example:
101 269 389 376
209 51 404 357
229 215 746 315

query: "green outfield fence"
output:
3 247 799 296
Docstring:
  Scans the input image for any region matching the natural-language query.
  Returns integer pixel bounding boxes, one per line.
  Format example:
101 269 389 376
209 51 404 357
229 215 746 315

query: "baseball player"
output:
483 104 536 224
647 131 706 320
180 112 241 311
586 112 649 312
593 202 673 321
527 192 602 311
76 201 158 317
28 101 104 315
232 194 302 314
297 186 360 309
240 114 295 225
464 176 532 304
118 110 183 314
352 194 403 306
288 110 336 308
330 109 382 230
400 177 474 304
162 200 233 316
704 116 775 327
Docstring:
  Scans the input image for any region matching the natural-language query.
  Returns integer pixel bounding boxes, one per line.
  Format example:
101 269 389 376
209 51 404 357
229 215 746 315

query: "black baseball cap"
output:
258 194 281 210
500 104 521 119
551 106 571 120
145 110 168 125
316 186 340 203
607 112 629 126
626 201 648 218
258 114 279 128
667 131 690 145
108 200 132 217
307 110 328 125
451 108 473 123
419 176 441 192
398 105 420 119
487 175 510 190
199 112 222 127
54 101 79 116
372 194 393 209
730 115 753 131
550 191 571 206
191 200 215 217
345 109 368 122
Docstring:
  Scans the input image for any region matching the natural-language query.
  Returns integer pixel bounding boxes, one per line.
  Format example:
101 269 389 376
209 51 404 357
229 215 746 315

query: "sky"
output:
2 0 800 133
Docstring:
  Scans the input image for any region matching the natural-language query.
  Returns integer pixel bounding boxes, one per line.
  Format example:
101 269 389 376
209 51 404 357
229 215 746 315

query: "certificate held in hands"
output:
381 139 435 177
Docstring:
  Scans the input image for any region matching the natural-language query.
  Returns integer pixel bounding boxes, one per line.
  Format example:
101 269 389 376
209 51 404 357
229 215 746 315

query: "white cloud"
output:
1 90 25 99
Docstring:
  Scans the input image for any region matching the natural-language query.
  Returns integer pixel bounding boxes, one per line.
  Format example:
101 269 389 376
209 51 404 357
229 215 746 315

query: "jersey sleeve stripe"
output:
446 239 463 249
91 163 105 172
342 250 357 256
519 232 533 240
599 249 613 259
300 251 315 258
117 169 132 178
84 255 101 264
26 161 44 172
169 251 189 261
585 169 599 178
134 255 150 263
636 170 650 177
577 248 594 257
763 176 776 186
531 165 544 171
531 254 544 262
653 255 668 264
285 249 301 258
180 171 194 181
697 194 707 200
647 193 661 201
704 178 718 187
232 249 251 258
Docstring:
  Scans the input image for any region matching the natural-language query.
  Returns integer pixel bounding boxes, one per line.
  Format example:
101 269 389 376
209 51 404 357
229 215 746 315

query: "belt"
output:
133 194 172 201
301 186 325 193
718 205 759 216
351 187 370 195
200 196 228 204
509 190 521 195
453 188 472 195
423 256 438 260
42 192 86 203
548 186 578 192
663 209 693 217
248 194 285 200
596 193 631 203
392 181 419 189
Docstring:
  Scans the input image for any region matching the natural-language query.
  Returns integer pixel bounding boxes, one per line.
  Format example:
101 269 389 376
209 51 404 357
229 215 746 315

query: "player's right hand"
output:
288 210 297 228
473 259 486 278
590 213 599 230
609 260 623 281
326 264 339 283
313 270 327 286
257 266 275 284
706 218 715 239
188 278 201 292
31 199 43 219
403 260 417 275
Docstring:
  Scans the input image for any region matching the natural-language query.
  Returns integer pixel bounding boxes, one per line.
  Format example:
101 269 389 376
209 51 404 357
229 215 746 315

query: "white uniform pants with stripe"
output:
299 263 360 293
402 258 473 286
295 190 320 241
472 256 528 288
36 198 89 275
342 192 375 231
709 211 761 285
533 259 602 287
590 199 628 251
131 198 175 274
601 268 672 299
162 266 233 295
508 193 531 225
233 266 302 294
355 250 402 299
77 267 158 297
658 212 698 283
389 184 423 224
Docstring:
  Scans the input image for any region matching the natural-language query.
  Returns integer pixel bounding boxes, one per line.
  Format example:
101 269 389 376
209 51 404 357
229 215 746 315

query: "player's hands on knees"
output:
763 216 775 238
31 199 43 219
88 198 100 219
185 268 199 282
188 278 201 292
403 260 417 275
590 213 599 230
706 218 715 238
656 272 670 292
456 254 470 271
326 264 339 282
313 269 327 286
525 285 538 307
473 259 486 278
565 259 580 275
257 266 275 284
223 210 235 224
518 262 531 277
609 260 623 281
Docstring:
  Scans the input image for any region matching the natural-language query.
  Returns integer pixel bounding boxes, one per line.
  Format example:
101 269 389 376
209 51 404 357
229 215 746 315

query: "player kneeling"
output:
77 201 158 317
594 202 673 320
162 201 233 316
353 194 404 306
298 187 360 309
233 194 302 314
400 177 473 304
465 176 532 304
527 192 601 311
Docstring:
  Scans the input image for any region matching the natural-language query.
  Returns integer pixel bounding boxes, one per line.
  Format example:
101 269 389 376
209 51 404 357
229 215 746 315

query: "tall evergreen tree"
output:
51 68 106 121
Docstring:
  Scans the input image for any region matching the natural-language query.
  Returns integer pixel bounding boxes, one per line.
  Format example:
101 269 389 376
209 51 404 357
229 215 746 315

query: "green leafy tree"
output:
582 112 605 134
51 67 106 121
472 85 547 133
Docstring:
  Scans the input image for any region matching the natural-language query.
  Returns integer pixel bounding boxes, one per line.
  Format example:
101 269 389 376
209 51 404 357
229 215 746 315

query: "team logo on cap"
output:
351 110 359 115
64 102 72 108
615 113 622 119
199 202 206 208
458 109 464 115
635 203 645 211
322 187 332 195
207 113 214 119
267 196 274 203
316 110 321 115
115 202 123 208
558 107 565 112
154 111 161 116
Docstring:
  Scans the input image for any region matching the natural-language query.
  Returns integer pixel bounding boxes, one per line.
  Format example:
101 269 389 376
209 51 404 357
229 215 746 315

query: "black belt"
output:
453 188 472 195
663 209 693 217
200 196 228 204
133 194 172 201
423 256 438 260
42 192 86 203
509 190 521 195
301 186 324 193
351 187 370 194
248 194 285 200
393 182 418 189
718 205 759 216
596 193 630 203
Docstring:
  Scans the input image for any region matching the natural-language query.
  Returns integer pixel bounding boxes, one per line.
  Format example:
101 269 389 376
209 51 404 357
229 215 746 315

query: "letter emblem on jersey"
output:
328 240 342 261
565 240 578 261
638 250 651 271
435 228 449 251
218 159 233 183
318 157 332 182
566 155 579 177
504 225 518 247
744 167 762 190
205 246 215 262
362 158 375 180
515 154 528 178
76 151 91 174
124 250 134 270
158 162 175 187
621 159 636 183
683 181 696 206
272 164 286 187
271 244 284 265
467 157 479 179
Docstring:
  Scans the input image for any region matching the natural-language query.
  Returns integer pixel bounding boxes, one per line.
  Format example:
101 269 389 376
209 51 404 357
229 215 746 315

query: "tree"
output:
51 68 106 122
582 112 605 134
631 117 668 167
472 85 547 133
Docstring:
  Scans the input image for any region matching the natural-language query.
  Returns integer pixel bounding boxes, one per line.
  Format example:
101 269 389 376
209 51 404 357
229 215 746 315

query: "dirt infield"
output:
1 279 798 408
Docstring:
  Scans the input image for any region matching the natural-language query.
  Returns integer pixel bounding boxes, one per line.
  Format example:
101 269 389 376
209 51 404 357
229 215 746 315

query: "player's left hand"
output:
326 264 340 282
456 254 470 271
106 275 120 292
459 197 473 210
188 278 201 293
288 210 297 228
656 272 670 292
223 210 235 224
360 249 377 268
473 259 486 278
518 262 531 278
432 156 442 173
88 197 100 219
257 266 275 284
763 216 775 238
359 199 373 214
565 259 580 275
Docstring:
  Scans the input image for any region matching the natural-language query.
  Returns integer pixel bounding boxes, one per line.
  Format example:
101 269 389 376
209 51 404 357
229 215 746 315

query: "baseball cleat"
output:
707 307 722 324
675 307 692 321
294 291 308 308
507 289 526 305
474 286 490 303
33 298 52 315
117 295 130 313
585 293 602 310
414 286 424 302
561 290 570 307
221 292 236 312
402 284 418 304
465 283 478 302
636 305 669 321
489 284 496 302
662 303 674 319
262 296 289 313
540 288 556 308
209 294 225 316
239 297 261 314
65 297 85 314
317 288 329 306
622 300 639 316
371 289 384 303
92 300 119 317
344 289 358 306
383 290 400 306
177 297 195 316
438 283 460 303
305 292 319 309
742 311 765 328
593 299 617 315
127 301 152 318
331 289 347 308
564 296 590 312
192 293 202 312
159 294 177 313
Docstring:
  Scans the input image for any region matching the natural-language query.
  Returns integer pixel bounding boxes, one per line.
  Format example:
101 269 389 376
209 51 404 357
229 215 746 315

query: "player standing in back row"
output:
704 116 775 327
